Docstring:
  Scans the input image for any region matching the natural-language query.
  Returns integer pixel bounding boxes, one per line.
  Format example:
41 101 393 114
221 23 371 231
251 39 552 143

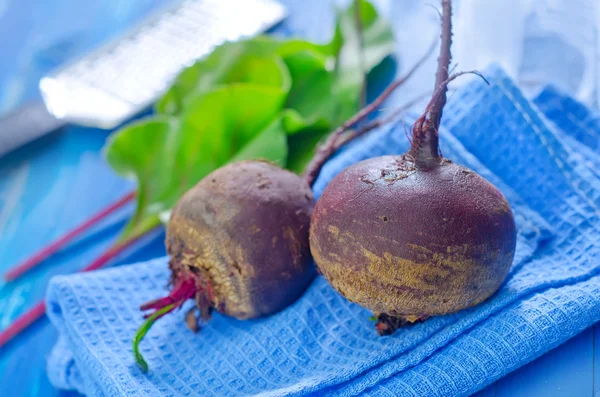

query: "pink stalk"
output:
0 230 151 348
4 191 136 281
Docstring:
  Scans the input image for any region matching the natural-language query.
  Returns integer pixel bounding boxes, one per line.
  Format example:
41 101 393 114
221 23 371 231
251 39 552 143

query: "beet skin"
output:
309 156 516 321
168 160 315 320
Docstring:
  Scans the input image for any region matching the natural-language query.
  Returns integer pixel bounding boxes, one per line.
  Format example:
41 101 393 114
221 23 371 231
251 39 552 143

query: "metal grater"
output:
39 0 287 129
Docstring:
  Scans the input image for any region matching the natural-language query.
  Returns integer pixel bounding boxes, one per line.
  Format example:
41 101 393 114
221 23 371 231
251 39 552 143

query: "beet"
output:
165 160 315 320
309 156 516 329
309 0 517 335
133 160 315 371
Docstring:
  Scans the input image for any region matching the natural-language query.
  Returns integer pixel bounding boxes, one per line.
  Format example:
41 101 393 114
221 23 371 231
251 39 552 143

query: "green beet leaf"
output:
230 115 288 164
285 0 395 172
285 123 331 174
282 50 334 125
330 0 395 125
156 37 330 115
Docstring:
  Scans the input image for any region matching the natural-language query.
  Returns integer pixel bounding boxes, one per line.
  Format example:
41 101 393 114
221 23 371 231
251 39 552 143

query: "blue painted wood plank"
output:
494 327 594 397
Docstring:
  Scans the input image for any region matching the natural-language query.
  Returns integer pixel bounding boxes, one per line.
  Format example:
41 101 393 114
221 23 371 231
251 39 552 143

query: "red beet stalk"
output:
3 191 136 282
303 38 438 186
0 231 150 348
133 275 203 372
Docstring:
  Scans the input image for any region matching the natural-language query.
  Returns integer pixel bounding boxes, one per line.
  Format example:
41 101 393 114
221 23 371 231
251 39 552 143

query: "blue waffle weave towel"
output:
46 65 600 396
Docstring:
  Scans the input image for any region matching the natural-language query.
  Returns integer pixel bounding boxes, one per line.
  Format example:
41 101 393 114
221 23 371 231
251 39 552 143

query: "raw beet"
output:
309 0 517 335
164 160 315 321
134 160 316 371
309 155 516 320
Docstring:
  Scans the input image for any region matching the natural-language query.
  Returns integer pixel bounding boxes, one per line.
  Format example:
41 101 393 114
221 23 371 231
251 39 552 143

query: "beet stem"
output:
353 0 367 110
430 0 452 131
139 277 197 312
133 275 199 371
0 230 153 349
3 191 136 282
409 0 453 168
133 303 175 373
410 71 489 167
303 38 437 186
337 91 431 147
0 302 46 349
80 229 153 272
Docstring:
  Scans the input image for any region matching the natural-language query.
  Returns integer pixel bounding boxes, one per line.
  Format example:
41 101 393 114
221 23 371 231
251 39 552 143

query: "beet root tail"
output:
375 313 427 336
133 275 202 372
140 277 197 314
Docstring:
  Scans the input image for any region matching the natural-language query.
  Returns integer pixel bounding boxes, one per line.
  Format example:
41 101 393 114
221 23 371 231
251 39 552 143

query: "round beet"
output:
310 156 516 323
133 160 315 371
167 160 315 320
309 0 517 335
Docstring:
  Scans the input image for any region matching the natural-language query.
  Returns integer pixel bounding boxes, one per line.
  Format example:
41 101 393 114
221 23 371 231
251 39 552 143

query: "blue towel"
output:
45 65 600 396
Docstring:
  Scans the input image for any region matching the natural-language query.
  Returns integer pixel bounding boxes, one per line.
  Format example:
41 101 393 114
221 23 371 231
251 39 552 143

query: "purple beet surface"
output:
165 160 315 321
310 156 516 323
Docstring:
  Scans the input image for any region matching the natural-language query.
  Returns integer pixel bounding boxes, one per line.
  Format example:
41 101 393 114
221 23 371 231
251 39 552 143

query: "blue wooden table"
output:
0 0 597 396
